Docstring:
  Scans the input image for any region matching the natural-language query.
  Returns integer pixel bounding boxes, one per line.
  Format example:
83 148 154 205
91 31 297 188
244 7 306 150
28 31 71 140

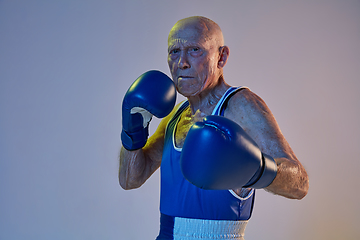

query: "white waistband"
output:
173 217 248 240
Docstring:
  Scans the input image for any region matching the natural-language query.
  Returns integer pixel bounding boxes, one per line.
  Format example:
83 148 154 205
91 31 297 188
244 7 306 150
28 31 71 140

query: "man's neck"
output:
187 80 230 116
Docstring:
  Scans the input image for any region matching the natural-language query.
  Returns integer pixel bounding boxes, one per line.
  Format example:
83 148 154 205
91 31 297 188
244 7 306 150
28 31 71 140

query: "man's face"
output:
167 22 220 97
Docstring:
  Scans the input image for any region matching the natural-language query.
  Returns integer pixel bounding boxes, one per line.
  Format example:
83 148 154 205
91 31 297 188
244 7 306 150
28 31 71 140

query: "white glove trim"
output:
130 107 153 128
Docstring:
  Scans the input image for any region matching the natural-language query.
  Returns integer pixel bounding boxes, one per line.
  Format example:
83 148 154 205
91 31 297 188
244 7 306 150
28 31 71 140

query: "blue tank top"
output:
160 87 255 221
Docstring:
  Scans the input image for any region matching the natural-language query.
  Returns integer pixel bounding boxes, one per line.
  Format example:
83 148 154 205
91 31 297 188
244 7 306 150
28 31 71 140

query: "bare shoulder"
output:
225 88 275 127
224 88 295 159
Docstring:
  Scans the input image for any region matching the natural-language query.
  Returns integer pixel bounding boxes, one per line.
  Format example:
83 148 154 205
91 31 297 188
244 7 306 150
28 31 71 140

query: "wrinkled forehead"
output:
168 20 219 48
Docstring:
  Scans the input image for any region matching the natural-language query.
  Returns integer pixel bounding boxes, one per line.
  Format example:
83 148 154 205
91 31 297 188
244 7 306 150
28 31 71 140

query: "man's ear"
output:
218 46 230 68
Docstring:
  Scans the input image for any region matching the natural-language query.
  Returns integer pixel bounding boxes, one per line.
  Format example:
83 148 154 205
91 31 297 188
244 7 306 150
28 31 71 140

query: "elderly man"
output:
119 16 309 240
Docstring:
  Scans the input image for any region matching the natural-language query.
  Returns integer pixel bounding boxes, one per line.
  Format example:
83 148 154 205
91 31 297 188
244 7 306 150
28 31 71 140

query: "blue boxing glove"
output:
121 70 176 150
180 115 277 189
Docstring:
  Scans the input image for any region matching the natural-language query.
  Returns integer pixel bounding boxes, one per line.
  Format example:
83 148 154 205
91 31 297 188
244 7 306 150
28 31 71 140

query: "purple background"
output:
1 1 359 239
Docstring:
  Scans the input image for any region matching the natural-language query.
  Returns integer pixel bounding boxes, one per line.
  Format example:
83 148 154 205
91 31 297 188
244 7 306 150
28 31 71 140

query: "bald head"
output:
167 16 230 98
168 16 224 48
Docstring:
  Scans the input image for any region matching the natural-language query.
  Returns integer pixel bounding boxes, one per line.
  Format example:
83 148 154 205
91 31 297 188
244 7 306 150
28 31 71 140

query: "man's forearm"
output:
119 147 148 190
265 157 309 199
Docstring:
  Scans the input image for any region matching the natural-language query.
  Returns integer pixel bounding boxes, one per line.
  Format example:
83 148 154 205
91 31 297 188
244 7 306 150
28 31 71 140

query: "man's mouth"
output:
178 76 193 80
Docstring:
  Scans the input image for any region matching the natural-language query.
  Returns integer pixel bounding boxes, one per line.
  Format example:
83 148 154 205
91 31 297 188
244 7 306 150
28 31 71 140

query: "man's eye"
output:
170 49 179 54
189 47 202 56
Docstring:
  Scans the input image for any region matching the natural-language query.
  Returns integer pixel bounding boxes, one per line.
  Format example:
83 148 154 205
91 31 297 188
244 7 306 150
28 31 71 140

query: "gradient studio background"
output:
1 1 359 239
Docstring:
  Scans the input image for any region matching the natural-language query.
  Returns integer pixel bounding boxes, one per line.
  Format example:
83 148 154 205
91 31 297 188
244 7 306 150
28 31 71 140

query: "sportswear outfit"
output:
156 87 255 240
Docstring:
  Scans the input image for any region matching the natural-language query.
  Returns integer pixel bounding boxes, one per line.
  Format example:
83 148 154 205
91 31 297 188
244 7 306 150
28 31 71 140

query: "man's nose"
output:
178 53 190 69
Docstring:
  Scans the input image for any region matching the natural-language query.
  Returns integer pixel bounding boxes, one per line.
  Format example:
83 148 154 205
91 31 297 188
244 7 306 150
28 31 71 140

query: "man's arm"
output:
119 116 166 190
119 104 179 190
226 88 309 199
119 70 177 189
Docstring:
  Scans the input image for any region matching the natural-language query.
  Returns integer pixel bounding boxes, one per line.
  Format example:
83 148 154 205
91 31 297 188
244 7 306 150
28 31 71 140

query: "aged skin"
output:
119 16 309 200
